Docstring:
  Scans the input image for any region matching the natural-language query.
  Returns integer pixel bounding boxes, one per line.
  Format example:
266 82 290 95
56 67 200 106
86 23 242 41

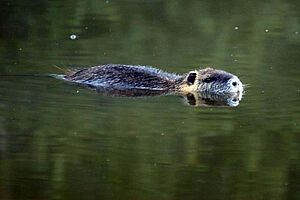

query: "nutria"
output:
0 64 244 107
53 64 244 96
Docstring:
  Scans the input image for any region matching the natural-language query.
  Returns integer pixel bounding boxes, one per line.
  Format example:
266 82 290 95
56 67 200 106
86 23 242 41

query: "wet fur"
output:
63 64 183 91
56 64 238 94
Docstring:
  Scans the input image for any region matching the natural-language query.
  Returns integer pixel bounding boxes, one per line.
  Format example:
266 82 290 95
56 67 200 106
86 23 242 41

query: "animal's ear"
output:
187 72 197 85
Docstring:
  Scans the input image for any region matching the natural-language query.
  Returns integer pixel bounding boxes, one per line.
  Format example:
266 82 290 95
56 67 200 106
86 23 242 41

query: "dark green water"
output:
1 0 300 199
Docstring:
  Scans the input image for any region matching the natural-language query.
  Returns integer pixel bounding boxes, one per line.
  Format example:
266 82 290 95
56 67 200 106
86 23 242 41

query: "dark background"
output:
0 0 300 199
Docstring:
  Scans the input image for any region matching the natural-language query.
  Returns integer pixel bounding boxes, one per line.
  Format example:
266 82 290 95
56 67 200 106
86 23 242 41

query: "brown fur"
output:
54 64 241 95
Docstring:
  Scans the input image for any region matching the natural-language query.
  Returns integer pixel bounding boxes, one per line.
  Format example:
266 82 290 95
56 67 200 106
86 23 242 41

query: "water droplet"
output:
265 29 269 33
234 26 239 30
85 26 88 30
19 48 22 51
295 31 298 34
70 34 77 40
76 90 79 93
106 0 109 3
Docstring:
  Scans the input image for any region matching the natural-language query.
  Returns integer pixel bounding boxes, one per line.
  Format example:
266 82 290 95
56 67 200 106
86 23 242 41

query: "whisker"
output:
242 83 251 88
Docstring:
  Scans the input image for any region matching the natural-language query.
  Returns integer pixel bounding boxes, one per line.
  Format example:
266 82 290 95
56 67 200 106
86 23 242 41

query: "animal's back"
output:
64 64 180 90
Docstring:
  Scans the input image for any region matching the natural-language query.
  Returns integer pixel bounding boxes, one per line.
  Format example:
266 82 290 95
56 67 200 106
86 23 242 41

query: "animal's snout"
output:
228 76 243 93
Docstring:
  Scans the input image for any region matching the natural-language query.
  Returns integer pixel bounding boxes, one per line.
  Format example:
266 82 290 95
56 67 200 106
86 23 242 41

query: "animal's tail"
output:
0 73 67 81
0 65 72 80
0 74 51 78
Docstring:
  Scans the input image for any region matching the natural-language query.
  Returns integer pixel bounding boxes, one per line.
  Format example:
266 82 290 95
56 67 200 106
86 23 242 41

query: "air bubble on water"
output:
265 29 269 33
234 26 239 30
70 34 77 40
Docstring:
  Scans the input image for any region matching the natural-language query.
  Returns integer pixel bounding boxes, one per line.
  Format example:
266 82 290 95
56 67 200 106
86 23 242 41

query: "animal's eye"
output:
202 77 216 83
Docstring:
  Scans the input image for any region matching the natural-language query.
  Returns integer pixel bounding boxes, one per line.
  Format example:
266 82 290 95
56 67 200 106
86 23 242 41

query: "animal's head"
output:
181 68 243 95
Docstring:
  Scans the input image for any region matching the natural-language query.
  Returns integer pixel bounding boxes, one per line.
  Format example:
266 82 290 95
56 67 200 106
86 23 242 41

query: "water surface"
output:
0 0 300 199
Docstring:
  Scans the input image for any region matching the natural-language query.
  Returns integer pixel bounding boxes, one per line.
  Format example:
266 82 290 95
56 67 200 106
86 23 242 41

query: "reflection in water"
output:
183 91 242 107
69 82 243 107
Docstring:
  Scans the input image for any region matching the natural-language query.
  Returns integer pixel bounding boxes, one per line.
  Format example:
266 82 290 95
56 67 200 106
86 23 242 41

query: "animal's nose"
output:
229 76 244 93
229 76 241 87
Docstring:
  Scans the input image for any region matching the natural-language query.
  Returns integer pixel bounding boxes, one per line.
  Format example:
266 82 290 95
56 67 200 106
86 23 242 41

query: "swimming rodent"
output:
53 64 243 96
0 64 244 107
